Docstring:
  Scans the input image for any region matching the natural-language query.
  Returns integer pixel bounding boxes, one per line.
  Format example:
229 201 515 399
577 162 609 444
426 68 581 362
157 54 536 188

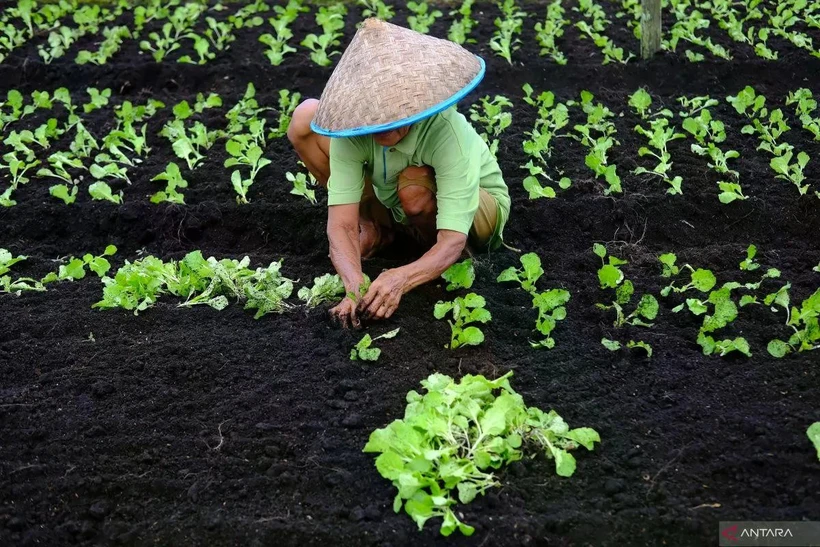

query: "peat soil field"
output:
1 3 820 547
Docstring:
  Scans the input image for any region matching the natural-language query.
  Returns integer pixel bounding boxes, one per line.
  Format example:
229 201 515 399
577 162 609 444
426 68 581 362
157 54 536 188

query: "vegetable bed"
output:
1 0 819 545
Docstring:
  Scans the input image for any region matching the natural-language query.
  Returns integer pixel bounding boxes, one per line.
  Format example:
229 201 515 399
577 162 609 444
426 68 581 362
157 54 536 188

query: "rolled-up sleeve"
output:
327 137 366 206
429 128 480 235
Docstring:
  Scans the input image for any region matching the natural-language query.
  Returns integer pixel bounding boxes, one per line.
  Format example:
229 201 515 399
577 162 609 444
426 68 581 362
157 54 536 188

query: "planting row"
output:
1 0 820 68
3 245 818 359
2 83 819 206
3 243 819 536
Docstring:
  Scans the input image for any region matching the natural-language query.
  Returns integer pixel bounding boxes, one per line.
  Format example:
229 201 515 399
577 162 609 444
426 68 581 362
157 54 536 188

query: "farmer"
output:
288 18 510 327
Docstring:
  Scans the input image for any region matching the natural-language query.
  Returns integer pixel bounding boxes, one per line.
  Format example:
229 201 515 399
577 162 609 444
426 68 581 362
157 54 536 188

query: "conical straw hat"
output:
311 18 485 137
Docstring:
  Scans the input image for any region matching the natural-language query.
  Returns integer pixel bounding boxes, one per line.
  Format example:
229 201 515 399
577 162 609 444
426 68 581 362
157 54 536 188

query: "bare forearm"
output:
395 231 466 293
329 226 365 293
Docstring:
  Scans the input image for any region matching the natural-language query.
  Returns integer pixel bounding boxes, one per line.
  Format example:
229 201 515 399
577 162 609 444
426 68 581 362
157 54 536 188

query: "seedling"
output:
0 249 27 276
364 371 600 536
627 89 672 120
225 136 271 204
0 151 40 207
76 26 131 65
350 328 400 361
151 162 188 204
601 338 653 358
489 0 525 64
660 256 716 296
770 151 811 195
658 253 680 278
592 244 626 289
573 91 622 194
407 2 442 34
469 95 512 157
497 252 543 293
633 118 685 195
301 5 346 67
447 0 476 44
83 87 111 114
531 288 570 348
270 89 301 139
739 245 760 271
767 288 820 357
42 245 117 284
88 180 122 204
358 0 394 20
534 0 568 65
287 171 317 205
259 18 297 66
298 273 346 307
441 258 475 291
434 293 491 349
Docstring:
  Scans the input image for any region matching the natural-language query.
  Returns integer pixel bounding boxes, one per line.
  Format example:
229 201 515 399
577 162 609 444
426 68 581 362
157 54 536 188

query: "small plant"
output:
592 244 625 289
259 18 297 65
225 135 271 204
95 252 295 318
447 0 476 44
469 95 512 157
358 0 394 20
151 162 188 204
270 89 302 139
364 371 600 536
298 273 348 307
489 0 526 64
531 288 570 348
497 252 543 293
350 328 401 361
601 338 652 358
767 288 820 357
407 1 442 34
287 171 317 205
594 245 658 328
0 249 27 276
739 244 760 271
534 0 568 65
88 180 122 204
441 259 475 291
42 245 117 284
0 151 40 207
434 293 491 349
572 91 622 194
633 117 686 195
302 4 346 66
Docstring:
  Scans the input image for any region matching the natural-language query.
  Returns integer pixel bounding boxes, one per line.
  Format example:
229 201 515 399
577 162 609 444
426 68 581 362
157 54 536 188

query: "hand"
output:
330 297 360 329
359 269 408 320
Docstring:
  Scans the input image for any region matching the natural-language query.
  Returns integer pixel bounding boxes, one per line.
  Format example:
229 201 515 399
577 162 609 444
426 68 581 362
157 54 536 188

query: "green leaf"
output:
691 269 717 292
808 422 820 461
564 427 601 450
767 339 790 358
592 243 607 258
456 326 485 347
441 259 475 291
626 340 653 358
49 184 77 204
601 338 621 351
598 264 623 289
551 446 577 477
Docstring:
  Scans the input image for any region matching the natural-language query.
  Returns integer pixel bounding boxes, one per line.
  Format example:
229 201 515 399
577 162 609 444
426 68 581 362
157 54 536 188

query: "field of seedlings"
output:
1 0 819 545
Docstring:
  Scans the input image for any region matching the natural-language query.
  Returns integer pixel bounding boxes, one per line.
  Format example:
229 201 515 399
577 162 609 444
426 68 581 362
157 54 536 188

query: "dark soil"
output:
1 2 819 546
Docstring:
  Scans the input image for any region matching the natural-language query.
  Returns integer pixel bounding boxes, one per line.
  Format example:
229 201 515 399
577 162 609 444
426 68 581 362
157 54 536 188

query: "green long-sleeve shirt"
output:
326 106 510 247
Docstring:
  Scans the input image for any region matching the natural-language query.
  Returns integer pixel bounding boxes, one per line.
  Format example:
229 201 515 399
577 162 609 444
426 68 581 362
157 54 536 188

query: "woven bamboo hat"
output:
310 18 485 137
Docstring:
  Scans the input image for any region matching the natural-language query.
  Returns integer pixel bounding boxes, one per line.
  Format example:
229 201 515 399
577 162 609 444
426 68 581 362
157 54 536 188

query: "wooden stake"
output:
641 0 662 59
